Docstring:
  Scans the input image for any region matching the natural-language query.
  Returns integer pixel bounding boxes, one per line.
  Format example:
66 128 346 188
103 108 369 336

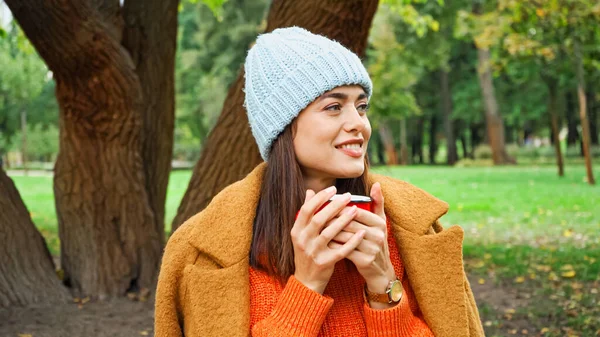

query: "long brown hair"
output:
250 123 370 283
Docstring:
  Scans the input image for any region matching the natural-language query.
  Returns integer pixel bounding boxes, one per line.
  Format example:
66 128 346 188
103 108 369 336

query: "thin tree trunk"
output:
440 70 457 165
379 123 398 165
20 110 27 175
414 117 424 164
574 41 595 185
399 119 409 165
0 169 70 307
173 0 380 230
429 114 438 164
472 3 515 165
475 48 515 165
546 78 564 177
6 0 179 297
566 92 580 148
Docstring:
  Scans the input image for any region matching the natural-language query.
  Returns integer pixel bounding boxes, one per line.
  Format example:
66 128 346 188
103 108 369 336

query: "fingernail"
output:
326 186 336 194
350 205 357 215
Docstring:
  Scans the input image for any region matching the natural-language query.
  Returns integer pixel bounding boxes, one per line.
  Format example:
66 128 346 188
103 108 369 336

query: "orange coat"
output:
154 163 484 337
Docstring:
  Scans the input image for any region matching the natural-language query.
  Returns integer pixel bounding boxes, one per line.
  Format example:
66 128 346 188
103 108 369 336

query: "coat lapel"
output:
372 173 470 337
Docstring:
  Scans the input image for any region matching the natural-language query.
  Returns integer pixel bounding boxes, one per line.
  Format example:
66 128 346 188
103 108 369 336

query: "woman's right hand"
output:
291 186 366 294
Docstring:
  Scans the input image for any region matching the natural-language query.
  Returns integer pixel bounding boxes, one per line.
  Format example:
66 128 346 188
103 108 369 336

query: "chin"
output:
333 162 365 178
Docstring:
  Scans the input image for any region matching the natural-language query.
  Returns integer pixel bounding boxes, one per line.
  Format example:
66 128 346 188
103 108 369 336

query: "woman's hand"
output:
291 187 366 294
327 183 396 296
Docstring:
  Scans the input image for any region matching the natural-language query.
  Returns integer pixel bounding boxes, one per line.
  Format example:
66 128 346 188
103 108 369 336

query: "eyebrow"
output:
319 92 368 101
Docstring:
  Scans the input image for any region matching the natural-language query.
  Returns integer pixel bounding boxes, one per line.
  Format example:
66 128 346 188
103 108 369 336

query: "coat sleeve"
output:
154 224 196 337
433 221 485 337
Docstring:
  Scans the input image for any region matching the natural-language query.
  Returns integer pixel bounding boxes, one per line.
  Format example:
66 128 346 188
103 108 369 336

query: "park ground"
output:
2 162 599 337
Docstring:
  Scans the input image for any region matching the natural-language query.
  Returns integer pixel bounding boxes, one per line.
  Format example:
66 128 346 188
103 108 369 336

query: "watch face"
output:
390 281 403 302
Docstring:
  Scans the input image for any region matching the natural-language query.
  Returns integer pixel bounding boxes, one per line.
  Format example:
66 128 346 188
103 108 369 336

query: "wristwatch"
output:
364 278 403 303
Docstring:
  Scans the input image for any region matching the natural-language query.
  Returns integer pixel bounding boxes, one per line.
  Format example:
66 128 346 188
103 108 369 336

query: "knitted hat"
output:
243 26 373 161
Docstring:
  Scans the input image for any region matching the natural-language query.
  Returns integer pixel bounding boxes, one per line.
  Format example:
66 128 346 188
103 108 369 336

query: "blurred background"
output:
0 0 598 336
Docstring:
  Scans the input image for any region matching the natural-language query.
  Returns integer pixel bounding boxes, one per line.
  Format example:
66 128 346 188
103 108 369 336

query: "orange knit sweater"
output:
249 219 435 337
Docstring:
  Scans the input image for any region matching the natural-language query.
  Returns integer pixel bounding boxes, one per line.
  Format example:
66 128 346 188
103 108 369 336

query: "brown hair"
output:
249 123 370 283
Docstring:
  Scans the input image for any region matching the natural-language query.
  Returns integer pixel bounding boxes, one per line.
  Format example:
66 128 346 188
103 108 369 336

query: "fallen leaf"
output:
560 264 574 271
483 253 492 260
484 321 492 327
505 308 516 314
548 272 559 281
514 276 525 284
561 270 576 278
81 297 90 304
18 334 33 337
139 331 149 336
563 229 573 238
540 327 550 333
478 278 485 285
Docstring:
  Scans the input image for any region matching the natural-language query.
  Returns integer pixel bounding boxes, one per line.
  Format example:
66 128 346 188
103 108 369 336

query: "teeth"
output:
339 144 361 150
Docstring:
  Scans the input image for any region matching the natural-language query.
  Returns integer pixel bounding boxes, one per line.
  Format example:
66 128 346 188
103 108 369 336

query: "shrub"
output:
473 144 492 160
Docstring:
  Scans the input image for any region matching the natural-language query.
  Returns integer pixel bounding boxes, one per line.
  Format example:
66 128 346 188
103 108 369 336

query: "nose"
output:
344 107 367 133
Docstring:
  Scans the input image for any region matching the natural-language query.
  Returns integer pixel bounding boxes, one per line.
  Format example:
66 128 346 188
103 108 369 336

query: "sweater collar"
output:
188 162 448 267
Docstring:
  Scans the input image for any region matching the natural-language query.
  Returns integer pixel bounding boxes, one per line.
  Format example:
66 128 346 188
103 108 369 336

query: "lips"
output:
335 139 364 158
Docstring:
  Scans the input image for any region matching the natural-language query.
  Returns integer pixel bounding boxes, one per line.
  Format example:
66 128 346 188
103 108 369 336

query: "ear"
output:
370 182 385 220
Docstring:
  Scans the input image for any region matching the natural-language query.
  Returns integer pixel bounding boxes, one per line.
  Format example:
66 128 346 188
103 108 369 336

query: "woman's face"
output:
293 85 371 185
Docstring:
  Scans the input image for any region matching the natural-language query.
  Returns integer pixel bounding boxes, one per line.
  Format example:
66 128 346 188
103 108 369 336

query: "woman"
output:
155 27 484 337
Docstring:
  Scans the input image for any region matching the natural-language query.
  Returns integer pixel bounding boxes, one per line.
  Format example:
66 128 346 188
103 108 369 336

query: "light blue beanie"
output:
243 26 373 161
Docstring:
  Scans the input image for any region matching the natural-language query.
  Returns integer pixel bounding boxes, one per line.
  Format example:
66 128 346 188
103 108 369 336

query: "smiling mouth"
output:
335 143 363 158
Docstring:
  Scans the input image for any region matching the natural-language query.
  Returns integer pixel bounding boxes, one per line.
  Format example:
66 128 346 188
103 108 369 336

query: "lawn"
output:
8 164 600 336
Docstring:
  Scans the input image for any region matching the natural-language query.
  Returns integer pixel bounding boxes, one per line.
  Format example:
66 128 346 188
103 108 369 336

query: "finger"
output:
307 192 352 236
330 233 380 255
305 189 315 203
370 182 386 220
353 208 386 229
296 186 337 228
318 206 357 245
343 221 384 245
327 230 365 263
328 242 385 271
331 230 354 244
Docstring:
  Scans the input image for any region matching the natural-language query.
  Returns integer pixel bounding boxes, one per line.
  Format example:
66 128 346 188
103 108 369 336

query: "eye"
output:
357 103 370 113
325 104 341 111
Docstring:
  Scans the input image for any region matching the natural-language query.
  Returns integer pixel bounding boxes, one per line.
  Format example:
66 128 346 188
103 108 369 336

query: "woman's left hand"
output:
327 182 396 295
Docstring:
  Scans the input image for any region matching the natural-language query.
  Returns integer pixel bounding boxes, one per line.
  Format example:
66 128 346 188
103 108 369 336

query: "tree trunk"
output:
475 48 515 165
378 123 398 165
122 0 178 235
440 70 457 165
172 0 380 230
566 92 580 148
374 130 386 165
574 41 595 185
399 119 409 165
6 0 179 297
429 114 438 164
546 78 564 177
0 169 70 307
459 133 468 160
411 117 424 164
472 3 515 165
20 110 27 175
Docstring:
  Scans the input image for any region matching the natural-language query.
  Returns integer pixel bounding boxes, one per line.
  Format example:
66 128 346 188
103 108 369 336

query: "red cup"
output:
296 194 372 219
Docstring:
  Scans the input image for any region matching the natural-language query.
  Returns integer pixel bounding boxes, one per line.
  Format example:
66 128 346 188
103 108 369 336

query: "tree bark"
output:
6 0 178 297
0 169 70 307
565 92 580 148
574 41 595 185
475 48 515 165
173 0 380 230
121 0 179 239
472 3 515 165
411 117 424 164
440 70 457 165
378 123 398 165
545 78 564 177
429 114 438 164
